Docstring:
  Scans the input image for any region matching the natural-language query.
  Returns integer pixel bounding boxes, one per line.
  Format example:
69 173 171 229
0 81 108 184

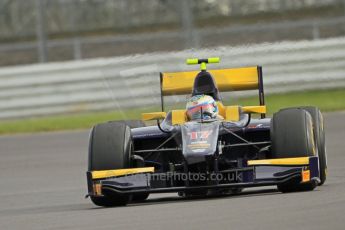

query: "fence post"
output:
71 0 82 60
73 38 82 60
312 20 320 40
35 0 48 63
179 0 200 48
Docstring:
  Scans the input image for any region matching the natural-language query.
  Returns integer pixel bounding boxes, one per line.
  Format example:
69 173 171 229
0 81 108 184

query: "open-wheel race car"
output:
86 57 327 207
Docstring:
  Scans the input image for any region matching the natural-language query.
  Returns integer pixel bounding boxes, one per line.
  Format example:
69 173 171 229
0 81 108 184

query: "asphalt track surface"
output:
1 112 345 230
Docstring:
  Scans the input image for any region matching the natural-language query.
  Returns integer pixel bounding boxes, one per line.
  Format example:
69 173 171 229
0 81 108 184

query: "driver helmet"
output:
186 94 218 120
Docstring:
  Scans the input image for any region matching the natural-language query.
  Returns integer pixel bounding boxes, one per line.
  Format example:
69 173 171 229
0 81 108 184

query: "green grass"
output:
232 88 345 114
0 107 154 135
0 89 344 135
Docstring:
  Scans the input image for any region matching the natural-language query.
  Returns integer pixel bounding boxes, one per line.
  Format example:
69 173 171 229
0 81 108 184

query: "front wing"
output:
86 156 319 197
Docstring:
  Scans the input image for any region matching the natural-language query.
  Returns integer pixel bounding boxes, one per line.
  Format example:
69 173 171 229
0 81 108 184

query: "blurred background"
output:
0 0 345 133
2 0 345 65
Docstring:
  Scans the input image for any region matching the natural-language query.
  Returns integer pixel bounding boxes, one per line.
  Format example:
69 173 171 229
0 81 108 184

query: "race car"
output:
86 57 327 207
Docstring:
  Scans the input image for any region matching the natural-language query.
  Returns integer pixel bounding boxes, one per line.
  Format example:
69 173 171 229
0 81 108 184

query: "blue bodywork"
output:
131 118 271 140
87 118 320 196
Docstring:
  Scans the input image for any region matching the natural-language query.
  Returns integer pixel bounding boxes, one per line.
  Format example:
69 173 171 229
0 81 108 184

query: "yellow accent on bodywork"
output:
225 106 240 122
247 157 310 166
216 102 226 117
242 106 266 114
91 167 155 179
161 66 259 96
217 103 265 121
172 110 187 125
142 112 166 121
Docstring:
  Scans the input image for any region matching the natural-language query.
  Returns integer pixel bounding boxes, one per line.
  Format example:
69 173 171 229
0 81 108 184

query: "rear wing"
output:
159 66 265 118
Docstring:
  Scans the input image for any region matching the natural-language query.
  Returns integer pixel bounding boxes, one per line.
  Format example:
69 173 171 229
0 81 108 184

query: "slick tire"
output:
271 108 317 193
88 121 132 206
115 120 149 202
296 107 327 185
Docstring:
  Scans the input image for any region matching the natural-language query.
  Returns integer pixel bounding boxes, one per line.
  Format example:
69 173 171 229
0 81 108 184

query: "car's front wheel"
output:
297 107 327 185
271 108 318 193
88 121 133 207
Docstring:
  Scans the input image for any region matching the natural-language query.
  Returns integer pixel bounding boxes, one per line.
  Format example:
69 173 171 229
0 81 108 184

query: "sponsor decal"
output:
188 130 213 140
187 130 213 152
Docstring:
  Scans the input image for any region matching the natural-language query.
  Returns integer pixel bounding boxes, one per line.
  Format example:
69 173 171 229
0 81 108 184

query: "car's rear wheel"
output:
88 121 133 207
271 108 317 193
